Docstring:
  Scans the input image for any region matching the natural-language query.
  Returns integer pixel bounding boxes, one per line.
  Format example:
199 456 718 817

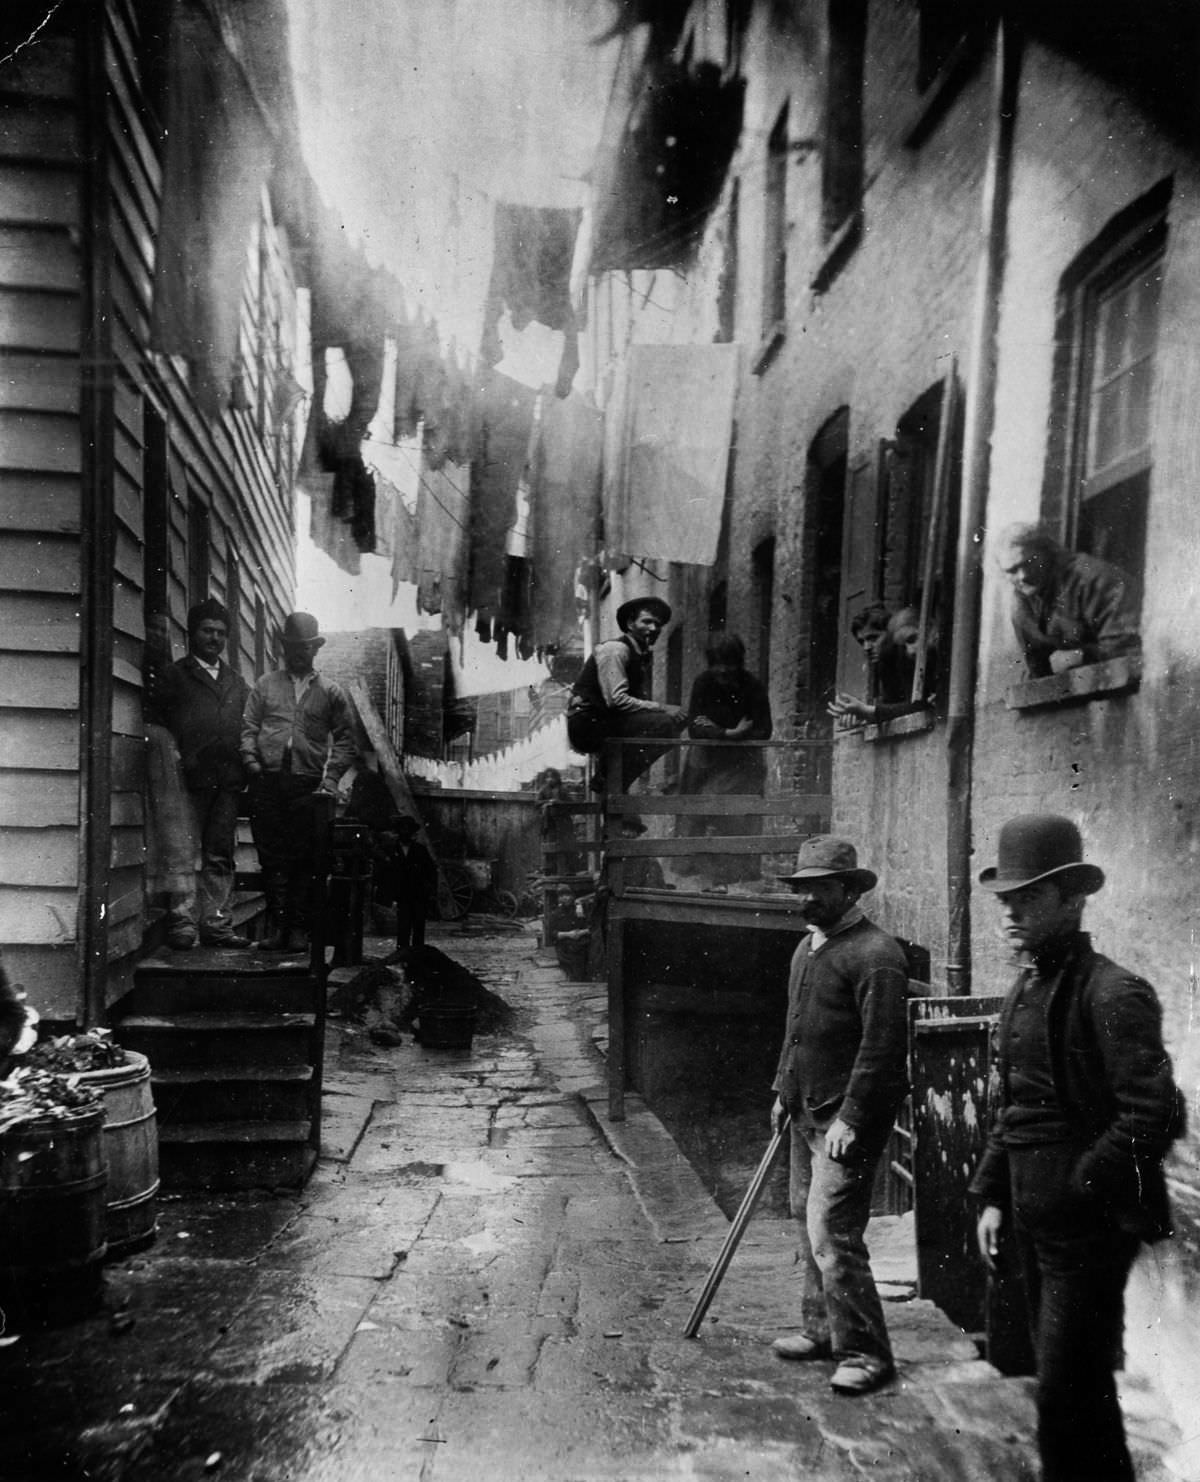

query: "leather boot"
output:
283 875 312 953
255 873 291 952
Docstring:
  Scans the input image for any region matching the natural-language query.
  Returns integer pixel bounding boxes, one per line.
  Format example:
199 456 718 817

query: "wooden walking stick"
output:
683 1115 791 1338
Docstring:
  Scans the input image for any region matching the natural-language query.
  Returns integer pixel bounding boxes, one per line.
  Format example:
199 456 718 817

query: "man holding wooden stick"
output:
768 838 909 1396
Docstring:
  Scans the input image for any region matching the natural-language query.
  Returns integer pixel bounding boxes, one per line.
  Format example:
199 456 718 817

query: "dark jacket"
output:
373 840 437 909
772 916 910 1140
155 655 249 790
970 933 1182 1242
1011 551 1140 677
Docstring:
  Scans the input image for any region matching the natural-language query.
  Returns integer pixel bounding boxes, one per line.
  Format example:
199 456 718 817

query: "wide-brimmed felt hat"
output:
282 611 325 646
777 837 877 893
619 814 648 836
978 814 1105 895
616 596 672 631
394 815 422 836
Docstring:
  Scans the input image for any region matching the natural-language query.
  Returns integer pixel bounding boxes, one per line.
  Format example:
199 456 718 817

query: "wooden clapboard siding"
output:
0 885 77 943
0 226 81 293
0 826 77 886
0 163 80 227
0 770 78 827
0 474 81 535
0 532 80 593
0 713 78 770
0 33 76 101
1 944 78 1015
0 652 79 709
0 408 81 470
0 353 80 414
0 0 305 1020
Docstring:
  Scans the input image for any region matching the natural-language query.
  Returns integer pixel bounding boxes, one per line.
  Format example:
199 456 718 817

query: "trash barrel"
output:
417 1002 477 1050
0 1102 108 1327
77 1051 159 1257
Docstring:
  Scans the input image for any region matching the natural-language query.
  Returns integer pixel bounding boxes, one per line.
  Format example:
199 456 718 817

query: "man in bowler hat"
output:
566 596 688 791
241 613 356 952
971 815 1182 1482
769 838 910 1395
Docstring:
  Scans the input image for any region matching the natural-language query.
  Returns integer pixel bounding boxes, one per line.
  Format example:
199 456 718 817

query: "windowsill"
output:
834 707 936 743
810 210 862 295
1004 654 1142 711
752 323 786 376
902 28 990 150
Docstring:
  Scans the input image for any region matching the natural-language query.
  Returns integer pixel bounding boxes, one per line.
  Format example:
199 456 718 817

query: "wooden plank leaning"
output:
682 1114 791 1339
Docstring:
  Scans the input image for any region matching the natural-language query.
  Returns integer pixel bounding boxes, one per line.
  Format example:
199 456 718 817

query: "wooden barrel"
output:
0 1103 108 1327
418 1004 477 1050
77 1051 159 1256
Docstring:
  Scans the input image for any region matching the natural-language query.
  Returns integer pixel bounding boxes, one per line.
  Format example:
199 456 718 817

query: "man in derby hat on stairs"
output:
241 613 356 952
970 815 1183 1482
566 595 689 792
768 837 910 1396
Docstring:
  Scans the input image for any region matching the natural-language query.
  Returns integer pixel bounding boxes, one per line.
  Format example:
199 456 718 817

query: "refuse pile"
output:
328 946 514 1047
25 1029 128 1074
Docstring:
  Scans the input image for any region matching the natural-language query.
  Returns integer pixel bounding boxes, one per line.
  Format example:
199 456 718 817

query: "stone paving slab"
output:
1 926 1176 1480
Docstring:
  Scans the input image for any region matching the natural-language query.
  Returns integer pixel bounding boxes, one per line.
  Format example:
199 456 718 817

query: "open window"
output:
1051 184 1167 583
1010 182 1168 709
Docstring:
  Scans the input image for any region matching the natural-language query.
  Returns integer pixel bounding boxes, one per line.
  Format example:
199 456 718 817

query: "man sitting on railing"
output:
566 597 689 792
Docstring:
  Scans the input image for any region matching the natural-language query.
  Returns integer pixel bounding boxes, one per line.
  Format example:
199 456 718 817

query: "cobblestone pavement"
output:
1 926 1180 1480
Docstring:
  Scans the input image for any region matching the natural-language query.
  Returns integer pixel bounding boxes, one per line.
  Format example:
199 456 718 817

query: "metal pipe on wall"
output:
945 19 1023 995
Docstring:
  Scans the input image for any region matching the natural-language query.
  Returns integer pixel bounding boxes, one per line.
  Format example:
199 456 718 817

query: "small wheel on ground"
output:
492 888 519 919
437 863 474 920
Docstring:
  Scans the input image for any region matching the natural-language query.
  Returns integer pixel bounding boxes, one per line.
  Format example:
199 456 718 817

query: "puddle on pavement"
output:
441 1161 520 1192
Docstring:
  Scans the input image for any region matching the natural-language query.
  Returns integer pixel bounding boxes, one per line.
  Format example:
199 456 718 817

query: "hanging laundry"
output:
307 471 362 576
603 343 739 568
531 392 602 651
469 371 536 619
416 458 470 635
150 0 285 416
481 204 582 399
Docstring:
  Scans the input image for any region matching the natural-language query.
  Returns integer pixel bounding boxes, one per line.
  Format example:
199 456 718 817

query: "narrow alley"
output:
3 926 1181 1480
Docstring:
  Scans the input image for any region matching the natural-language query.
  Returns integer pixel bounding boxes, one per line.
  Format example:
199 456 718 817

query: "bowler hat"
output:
978 814 1104 895
619 813 648 836
777 837 877 893
394 816 422 836
282 611 324 646
616 596 672 631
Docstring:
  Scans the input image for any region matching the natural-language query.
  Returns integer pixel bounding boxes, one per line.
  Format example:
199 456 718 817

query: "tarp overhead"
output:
602 343 739 568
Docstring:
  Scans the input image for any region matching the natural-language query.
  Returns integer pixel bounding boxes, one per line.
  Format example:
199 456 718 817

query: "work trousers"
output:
249 771 322 928
567 708 679 790
170 785 241 937
1010 1142 1140 1482
788 1120 892 1366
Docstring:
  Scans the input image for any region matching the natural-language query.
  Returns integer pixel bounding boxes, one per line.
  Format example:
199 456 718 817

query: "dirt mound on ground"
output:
328 948 514 1038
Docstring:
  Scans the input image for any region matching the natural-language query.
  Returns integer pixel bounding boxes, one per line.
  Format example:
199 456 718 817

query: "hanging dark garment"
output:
590 59 745 273
481 204 582 399
150 0 286 415
468 371 535 618
531 393 602 651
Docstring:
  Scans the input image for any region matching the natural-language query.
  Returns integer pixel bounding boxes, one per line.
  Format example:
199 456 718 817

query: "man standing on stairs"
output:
154 598 251 950
241 612 356 953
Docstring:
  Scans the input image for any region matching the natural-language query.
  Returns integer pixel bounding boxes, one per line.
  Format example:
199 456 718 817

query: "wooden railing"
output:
598 737 832 1118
